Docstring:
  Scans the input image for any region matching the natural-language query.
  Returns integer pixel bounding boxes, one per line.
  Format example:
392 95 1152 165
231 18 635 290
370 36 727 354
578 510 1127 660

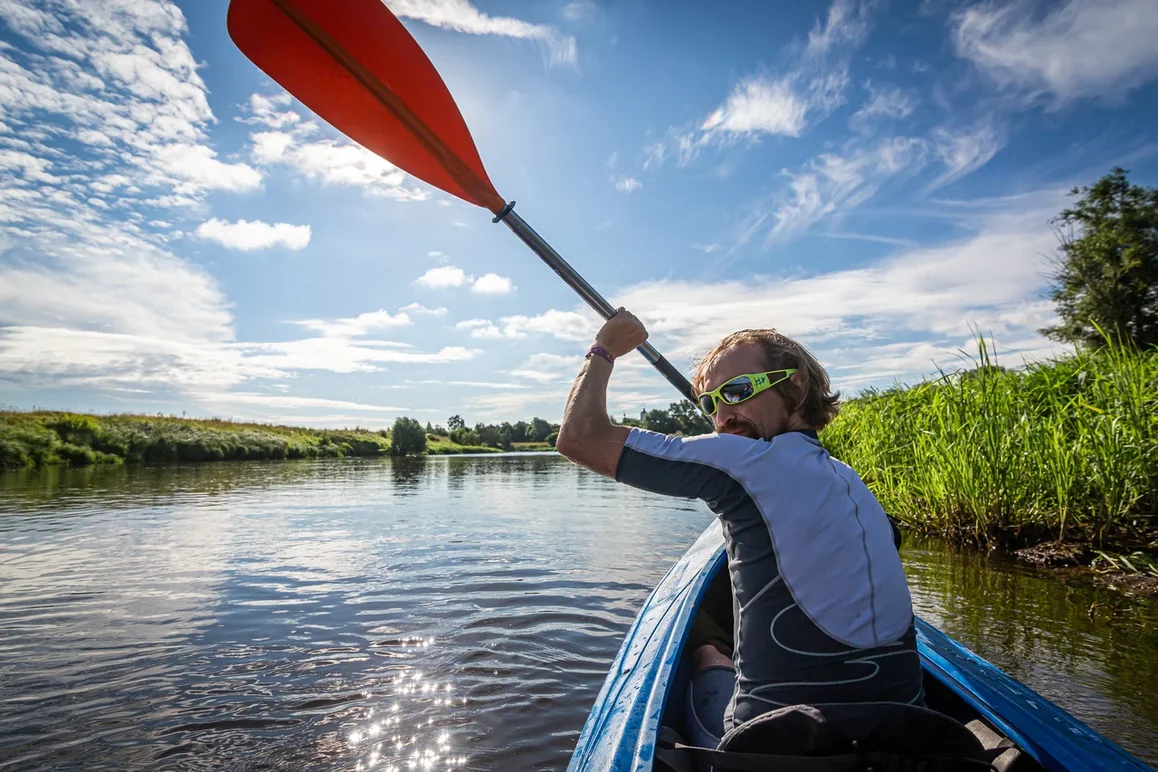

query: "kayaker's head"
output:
692 329 840 441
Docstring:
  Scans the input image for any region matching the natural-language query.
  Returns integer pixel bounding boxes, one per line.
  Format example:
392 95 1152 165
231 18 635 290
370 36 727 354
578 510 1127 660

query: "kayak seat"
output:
662 703 1007 772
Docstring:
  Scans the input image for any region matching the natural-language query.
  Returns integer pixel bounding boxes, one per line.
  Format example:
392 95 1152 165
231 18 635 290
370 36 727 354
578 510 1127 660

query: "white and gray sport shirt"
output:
615 427 925 730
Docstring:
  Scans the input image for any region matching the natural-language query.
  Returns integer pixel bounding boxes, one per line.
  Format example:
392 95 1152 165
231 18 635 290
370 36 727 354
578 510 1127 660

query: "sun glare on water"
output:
346 637 470 770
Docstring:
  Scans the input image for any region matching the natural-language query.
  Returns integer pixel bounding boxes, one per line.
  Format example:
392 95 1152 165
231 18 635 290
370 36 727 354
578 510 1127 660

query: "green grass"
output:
822 337 1157 549
0 412 391 470
0 413 561 470
425 435 503 455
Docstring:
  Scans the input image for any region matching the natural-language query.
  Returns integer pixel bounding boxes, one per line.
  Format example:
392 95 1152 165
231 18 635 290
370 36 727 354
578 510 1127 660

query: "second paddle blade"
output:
228 0 506 212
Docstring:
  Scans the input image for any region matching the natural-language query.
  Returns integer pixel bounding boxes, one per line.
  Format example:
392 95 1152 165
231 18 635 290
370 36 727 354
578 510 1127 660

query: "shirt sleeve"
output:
614 428 751 507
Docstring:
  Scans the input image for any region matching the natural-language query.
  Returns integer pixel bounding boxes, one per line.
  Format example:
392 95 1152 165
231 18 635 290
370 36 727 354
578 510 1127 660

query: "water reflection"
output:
0 457 1155 769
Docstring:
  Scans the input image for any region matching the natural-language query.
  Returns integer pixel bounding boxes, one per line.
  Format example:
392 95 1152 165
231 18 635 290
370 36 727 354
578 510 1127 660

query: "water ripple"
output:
1 458 1155 769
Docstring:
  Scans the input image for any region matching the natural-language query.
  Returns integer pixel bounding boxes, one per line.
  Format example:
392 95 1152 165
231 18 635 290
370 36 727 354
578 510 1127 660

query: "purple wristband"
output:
586 345 615 365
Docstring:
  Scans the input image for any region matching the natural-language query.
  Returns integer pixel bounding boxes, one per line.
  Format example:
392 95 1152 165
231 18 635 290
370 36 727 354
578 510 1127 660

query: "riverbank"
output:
823 338 1157 591
0 411 555 469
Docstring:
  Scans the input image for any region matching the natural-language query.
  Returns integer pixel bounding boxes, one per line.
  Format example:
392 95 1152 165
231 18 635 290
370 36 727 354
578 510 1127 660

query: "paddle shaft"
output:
498 207 695 404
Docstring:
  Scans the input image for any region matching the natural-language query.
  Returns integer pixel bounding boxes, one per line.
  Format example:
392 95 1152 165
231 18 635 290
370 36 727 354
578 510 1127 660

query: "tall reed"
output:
822 337 1157 546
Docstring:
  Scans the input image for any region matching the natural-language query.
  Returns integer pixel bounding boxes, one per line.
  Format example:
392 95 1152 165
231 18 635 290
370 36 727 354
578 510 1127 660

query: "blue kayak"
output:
568 522 1150 772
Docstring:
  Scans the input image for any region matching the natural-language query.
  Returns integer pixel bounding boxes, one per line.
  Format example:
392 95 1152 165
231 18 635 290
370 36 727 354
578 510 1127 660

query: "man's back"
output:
615 427 924 730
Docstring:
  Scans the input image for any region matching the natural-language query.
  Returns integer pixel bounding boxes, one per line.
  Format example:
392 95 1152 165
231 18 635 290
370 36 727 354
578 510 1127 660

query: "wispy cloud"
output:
457 310 599 341
195 218 311 251
614 176 643 193
929 118 1003 190
805 0 874 56
400 303 448 316
625 196 1069 382
952 0 1158 106
0 1 492 408
560 0 598 23
850 81 916 127
645 0 875 167
764 135 928 242
294 310 412 338
386 0 577 66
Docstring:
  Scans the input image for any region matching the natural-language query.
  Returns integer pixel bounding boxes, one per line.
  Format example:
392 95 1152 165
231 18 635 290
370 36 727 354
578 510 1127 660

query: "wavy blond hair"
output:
692 329 841 430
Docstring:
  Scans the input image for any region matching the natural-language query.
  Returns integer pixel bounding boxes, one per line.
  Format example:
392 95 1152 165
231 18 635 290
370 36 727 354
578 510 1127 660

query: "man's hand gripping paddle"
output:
227 0 695 403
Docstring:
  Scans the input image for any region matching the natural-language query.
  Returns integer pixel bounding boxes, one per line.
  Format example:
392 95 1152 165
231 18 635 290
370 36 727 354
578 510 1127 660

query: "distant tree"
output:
1041 168 1158 348
511 421 529 443
546 430 559 448
390 417 427 456
530 417 552 442
476 422 500 448
642 408 680 434
425 421 434 434
668 401 713 434
450 427 481 446
447 414 466 431
498 425 513 451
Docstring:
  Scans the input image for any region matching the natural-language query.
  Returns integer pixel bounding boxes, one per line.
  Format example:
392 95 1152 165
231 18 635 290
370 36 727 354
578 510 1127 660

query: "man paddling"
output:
555 309 924 750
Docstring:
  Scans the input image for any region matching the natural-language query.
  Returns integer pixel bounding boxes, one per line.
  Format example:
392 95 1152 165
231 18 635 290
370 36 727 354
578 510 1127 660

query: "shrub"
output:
391 417 428 456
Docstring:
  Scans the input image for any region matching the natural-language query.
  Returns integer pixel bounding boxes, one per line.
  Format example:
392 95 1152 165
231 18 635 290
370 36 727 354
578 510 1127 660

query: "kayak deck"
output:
567 522 1150 772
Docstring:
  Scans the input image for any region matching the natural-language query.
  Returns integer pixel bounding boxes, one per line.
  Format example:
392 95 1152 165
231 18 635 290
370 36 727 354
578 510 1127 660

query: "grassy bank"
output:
0 412 559 470
0 412 395 469
823 338 1157 553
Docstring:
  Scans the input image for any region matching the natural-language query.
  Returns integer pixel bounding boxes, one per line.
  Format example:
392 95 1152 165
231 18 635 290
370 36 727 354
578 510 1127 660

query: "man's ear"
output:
788 369 809 413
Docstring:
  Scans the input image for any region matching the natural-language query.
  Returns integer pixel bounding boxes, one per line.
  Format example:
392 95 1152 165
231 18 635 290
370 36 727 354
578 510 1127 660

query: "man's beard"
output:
719 417 762 440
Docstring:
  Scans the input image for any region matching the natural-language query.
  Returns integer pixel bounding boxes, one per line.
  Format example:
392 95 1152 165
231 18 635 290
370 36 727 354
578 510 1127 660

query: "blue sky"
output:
1 0 1157 428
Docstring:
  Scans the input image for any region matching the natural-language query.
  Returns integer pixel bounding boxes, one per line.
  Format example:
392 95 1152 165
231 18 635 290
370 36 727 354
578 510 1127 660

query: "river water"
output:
1 455 1155 770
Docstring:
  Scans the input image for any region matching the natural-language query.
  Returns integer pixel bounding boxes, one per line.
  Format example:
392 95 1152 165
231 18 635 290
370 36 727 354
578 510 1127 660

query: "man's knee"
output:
694 643 734 671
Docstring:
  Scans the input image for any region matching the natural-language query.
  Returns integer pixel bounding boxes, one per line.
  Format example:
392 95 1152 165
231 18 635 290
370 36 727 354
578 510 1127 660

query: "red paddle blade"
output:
228 0 506 213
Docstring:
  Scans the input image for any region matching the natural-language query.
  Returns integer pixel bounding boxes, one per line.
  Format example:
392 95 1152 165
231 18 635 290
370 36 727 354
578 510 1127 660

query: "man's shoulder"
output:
624 427 763 458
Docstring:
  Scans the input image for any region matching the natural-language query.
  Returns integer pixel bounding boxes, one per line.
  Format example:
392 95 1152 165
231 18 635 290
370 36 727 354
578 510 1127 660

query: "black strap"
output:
655 727 694 772
669 743 1006 772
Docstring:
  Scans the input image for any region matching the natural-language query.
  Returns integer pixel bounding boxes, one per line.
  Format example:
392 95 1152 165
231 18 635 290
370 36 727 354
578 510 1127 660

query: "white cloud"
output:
295 310 412 337
400 302 448 316
0 0 261 204
560 0 598 22
953 0 1158 106
386 0 577 66
199 393 408 413
471 273 515 294
458 310 599 342
195 218 311 251
507 352 579 383
806 0 873 56
238 339 480 375
929 119 1003 190
766 136 928 242
152 144 261 194
250 127 429 201
614 176 643 193
851 81 916 126
607 193 1071 387
416 265 470 288
648 0 873 166
0 2 501 416
700 76 811 139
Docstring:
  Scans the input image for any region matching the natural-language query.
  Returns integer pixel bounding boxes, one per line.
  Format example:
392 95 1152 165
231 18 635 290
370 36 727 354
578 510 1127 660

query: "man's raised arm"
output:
554 309 648 478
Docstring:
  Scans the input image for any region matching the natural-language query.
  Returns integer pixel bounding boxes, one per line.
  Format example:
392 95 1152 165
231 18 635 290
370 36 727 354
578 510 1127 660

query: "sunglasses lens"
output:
720 377 755 404
698 394 716 415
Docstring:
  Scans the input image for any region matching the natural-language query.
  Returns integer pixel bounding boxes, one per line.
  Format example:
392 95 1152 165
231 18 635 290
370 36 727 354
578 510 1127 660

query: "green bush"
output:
390 417 428 456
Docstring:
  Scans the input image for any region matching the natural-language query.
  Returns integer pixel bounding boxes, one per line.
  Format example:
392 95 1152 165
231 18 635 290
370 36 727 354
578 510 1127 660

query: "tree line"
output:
389 401 715 456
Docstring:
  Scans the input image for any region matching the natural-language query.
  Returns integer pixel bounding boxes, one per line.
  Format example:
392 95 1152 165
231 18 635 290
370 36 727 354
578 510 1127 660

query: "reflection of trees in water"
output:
389 456 428 494
904 537 1158 736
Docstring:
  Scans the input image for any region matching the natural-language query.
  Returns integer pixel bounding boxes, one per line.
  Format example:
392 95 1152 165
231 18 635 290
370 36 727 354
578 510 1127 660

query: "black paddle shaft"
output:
495 204 695 405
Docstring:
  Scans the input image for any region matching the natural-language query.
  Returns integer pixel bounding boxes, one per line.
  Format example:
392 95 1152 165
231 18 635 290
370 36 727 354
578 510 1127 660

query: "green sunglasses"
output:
696 369 798 416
